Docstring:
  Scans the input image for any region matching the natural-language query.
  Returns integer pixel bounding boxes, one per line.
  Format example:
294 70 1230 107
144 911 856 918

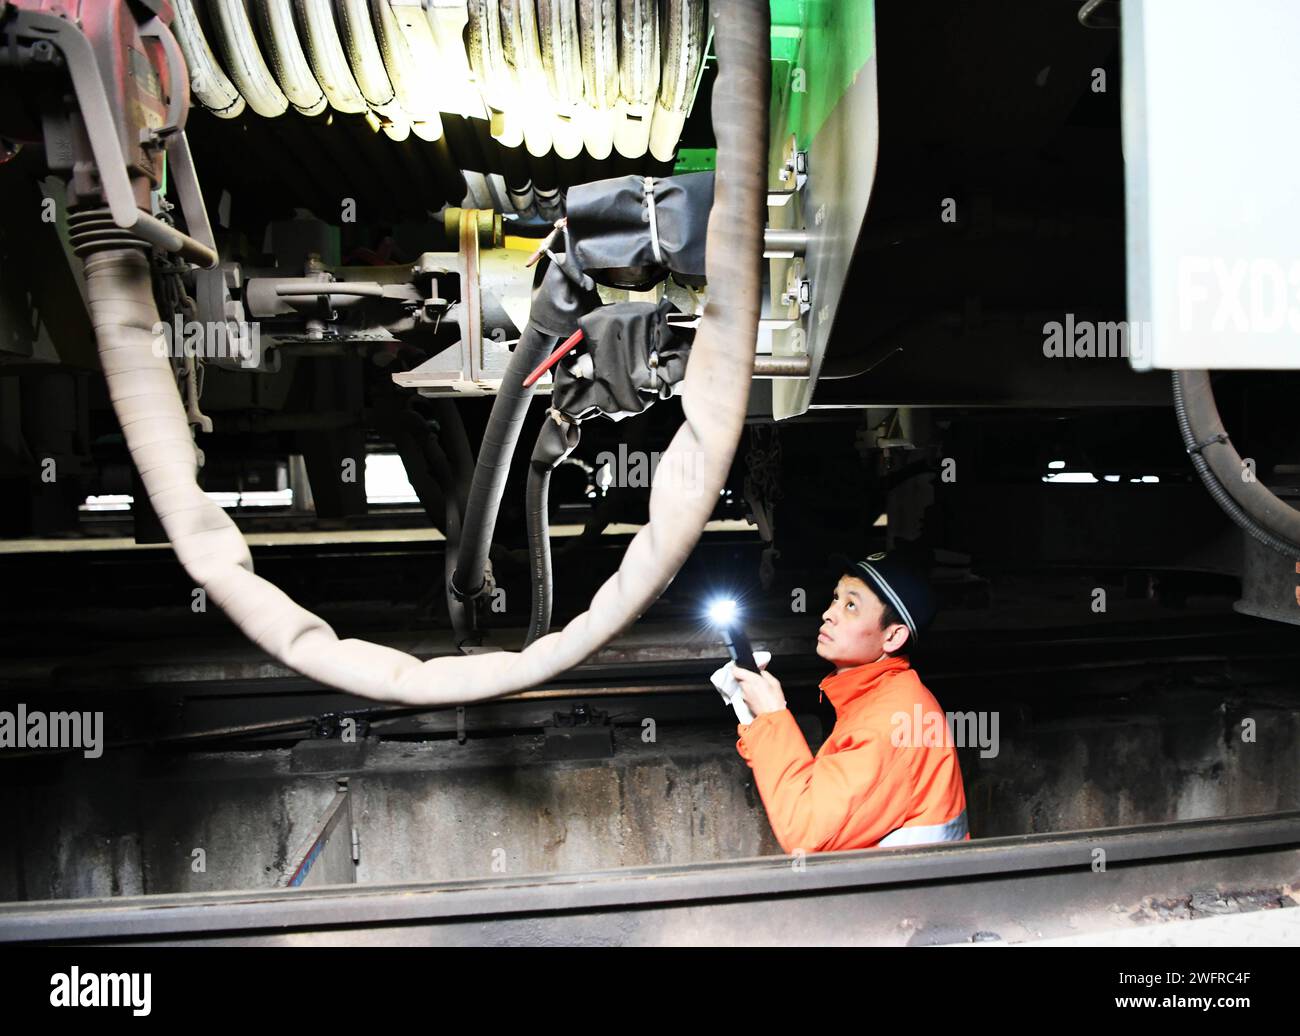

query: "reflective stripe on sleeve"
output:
876 807 969 847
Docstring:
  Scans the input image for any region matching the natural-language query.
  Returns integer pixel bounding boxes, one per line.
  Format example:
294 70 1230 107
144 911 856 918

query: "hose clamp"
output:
449 572 483 603
1187 432 1229 455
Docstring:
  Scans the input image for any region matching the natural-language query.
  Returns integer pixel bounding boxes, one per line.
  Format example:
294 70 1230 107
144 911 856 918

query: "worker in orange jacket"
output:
730 553 969 853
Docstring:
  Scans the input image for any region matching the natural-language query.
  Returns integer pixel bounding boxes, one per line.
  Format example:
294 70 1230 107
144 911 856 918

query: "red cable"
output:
522 328 585 388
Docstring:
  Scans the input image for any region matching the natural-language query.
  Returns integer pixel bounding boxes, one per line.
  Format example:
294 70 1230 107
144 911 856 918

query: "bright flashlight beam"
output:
708 598 738 626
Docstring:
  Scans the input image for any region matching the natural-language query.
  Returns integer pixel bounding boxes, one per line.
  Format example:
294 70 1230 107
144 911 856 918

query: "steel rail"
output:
1 811 1296 944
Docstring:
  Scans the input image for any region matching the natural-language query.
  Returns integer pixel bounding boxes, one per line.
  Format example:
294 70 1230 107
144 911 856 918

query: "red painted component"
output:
523 328 585 389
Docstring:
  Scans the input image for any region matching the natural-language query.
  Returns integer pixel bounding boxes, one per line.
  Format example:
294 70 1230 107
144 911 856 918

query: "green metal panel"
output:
673 0 875 173
673 148 717 173
773 0 876 150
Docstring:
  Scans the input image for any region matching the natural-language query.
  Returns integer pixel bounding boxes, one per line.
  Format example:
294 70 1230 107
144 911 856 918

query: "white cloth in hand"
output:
710 650 771 725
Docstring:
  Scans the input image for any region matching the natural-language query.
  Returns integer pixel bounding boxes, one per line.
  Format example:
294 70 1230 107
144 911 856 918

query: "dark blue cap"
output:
830 551 937 644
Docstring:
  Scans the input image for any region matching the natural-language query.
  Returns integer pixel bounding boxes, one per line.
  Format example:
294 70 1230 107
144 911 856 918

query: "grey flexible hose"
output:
1171 371 1300 557
524 416 581 646
429 398 476 628
451 321 560 601
525 456 555 646
77 0 769 706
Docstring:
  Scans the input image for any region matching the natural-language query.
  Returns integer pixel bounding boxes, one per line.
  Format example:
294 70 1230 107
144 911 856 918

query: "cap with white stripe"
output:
839 551 937 645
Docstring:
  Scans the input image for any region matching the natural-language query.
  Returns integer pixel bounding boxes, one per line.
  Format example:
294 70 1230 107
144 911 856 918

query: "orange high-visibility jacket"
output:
736 655 969 853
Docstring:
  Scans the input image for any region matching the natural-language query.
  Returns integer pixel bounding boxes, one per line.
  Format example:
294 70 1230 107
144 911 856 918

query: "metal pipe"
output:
753 356 811 378
274 282 387 298
763 228 809 257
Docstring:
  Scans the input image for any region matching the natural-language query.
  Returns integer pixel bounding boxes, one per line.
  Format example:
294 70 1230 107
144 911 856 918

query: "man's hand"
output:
732 665 786 716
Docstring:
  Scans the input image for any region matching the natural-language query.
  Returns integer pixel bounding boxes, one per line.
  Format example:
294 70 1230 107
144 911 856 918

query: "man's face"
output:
816 574 908 671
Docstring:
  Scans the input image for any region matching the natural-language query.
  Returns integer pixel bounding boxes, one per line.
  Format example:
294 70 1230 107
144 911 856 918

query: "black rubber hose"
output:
524 456 554 646
433 399 478 640
392 409 476 644
1171 371 1300 557
416 423 475 646
451 322 559 601
523 416 581 646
